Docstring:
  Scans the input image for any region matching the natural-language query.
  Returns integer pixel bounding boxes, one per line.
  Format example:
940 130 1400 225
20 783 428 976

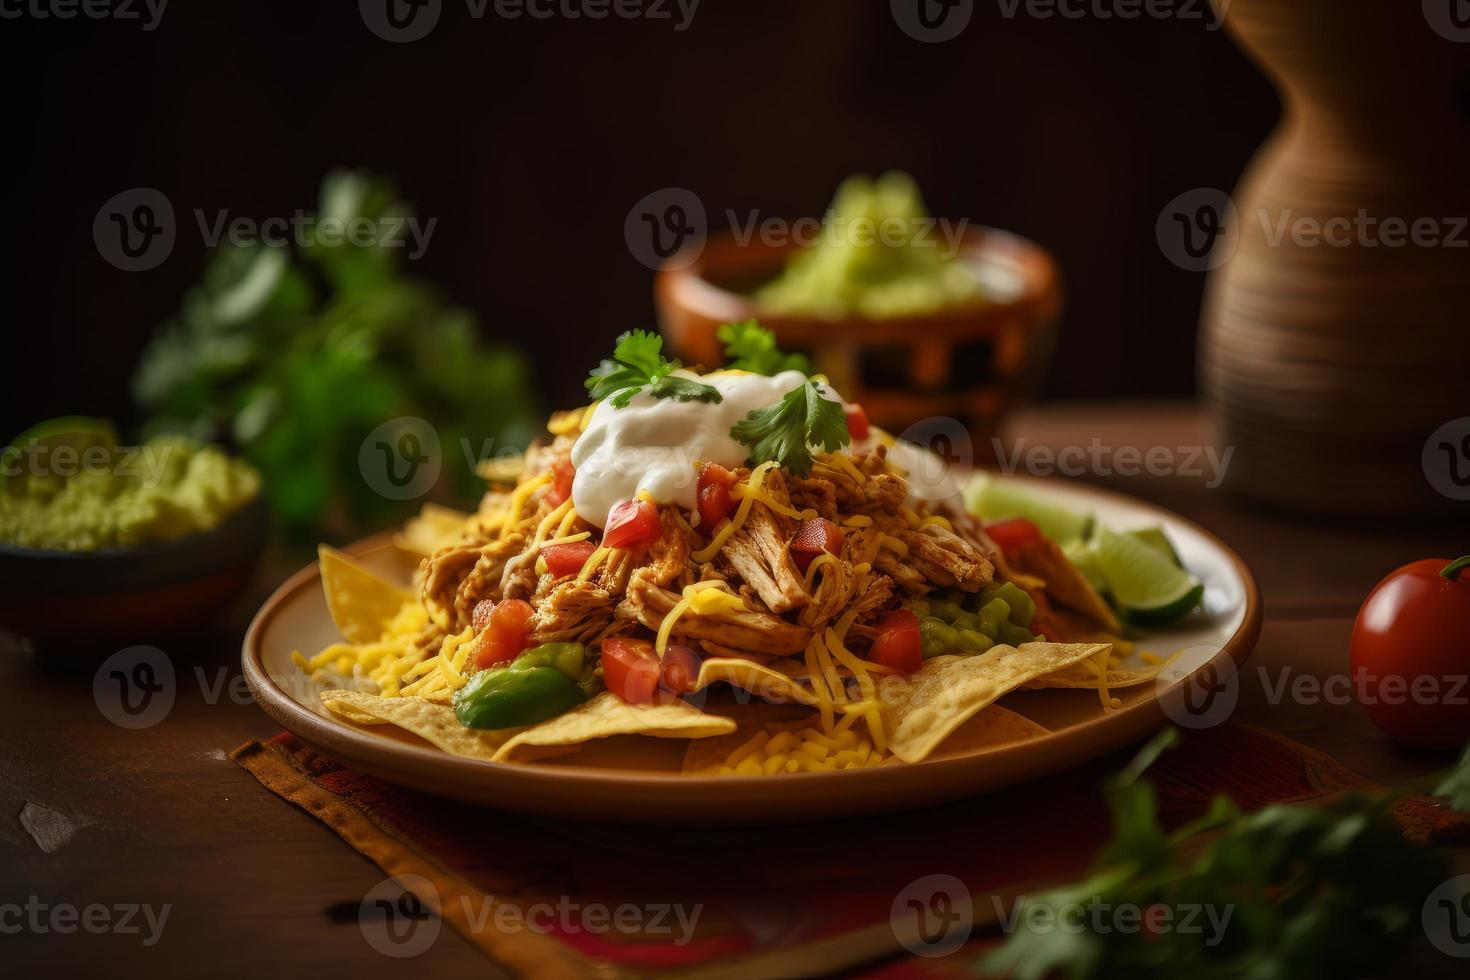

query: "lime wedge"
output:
1062 537 1110 593
1094 527 1202 625
1125 526 1183 569
4 417 118 492
964 474 1093 544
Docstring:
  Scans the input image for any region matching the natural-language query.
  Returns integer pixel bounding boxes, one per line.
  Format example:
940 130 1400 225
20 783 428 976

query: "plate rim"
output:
241 478 1262 809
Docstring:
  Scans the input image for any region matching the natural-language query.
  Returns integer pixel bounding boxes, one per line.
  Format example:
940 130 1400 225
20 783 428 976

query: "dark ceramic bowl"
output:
0 494 268 645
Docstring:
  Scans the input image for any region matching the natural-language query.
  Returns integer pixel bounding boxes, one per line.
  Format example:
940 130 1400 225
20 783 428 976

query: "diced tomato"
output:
472 598 535 669
696 463 738 530
546 459 575 507
542 539 597 578
600 637 662 704
870 610 923 674
984 517 1042 557
790 518 845 573
844 403 870 441
603 498 662 552
659 644 702 695
471 598 496 634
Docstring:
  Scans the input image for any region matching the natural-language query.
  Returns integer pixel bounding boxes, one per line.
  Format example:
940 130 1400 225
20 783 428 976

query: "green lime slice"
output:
4 417 118 492
1094 526 1202 625
963 474 1093 544
1062 537 1110 593
1125 526 1184 569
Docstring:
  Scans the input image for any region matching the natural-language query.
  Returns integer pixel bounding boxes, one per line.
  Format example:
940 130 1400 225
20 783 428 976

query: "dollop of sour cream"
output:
572 370 829 528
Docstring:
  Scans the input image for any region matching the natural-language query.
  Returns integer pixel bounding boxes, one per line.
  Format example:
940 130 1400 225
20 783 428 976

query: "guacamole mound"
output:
755 171 985 319
0 426 261 552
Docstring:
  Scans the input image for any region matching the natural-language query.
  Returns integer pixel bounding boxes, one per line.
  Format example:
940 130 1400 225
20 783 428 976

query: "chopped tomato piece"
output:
984 517 1042 557
696 463 738 529
471 598 496 634
546 459 575 507
870 610 922 674
472 598 535 669
600 637 662 704
844 403 870 441
542 539 597 578
603 498 662 552
790 518 845 573
659 644 702 695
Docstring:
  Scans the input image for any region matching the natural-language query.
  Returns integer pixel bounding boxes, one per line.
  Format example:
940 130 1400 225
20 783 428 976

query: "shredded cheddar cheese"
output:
691 461 776 562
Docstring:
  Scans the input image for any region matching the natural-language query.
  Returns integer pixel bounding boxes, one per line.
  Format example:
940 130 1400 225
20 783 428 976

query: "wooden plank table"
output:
4 402 1467 977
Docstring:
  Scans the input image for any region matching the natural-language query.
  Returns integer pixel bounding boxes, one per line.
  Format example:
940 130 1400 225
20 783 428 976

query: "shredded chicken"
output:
719 501 809 613
530 580 618 644
621 577 812 656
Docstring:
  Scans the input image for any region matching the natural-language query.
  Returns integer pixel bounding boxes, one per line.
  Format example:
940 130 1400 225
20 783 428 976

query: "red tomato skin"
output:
696 463 737 529
601 637 662 704
791 519 845 574
659 644 702 695
603 498 662 552
844 404 870 441
546 459 574 507
542 540 596 578
870 610 923 674
1349 558 1470 750
984 518 1042 557
472 599 536 669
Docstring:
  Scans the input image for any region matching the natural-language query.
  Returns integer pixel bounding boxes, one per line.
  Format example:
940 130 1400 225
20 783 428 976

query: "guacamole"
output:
0 420 261 552
755 171 985 319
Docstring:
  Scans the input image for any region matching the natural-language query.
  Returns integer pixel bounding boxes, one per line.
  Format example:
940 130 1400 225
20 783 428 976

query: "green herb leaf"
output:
718 320 810 376
729 380 849 478
1434 743 1470 812
585 329 721 408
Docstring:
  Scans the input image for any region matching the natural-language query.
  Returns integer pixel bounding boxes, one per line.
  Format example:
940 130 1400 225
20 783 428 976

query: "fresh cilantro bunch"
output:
585 330 722 409
729 380 849 478
983 731 1467 980
719 320 810 376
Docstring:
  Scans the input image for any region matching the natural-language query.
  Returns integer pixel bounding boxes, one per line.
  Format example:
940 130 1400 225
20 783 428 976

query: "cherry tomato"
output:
600 636 663 704
984 518 1042 558
696 463 738 530
472 598 535 669
542 540 596 578
659 644 702 695
1349 555 1470 750
844 403 870 441
790 518 845 574
603 498 662 552
870 610 923 674
546 459 575 507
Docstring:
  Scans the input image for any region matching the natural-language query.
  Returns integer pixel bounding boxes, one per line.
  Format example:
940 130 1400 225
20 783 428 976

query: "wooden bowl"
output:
655 227 1063 450
0 495 268 646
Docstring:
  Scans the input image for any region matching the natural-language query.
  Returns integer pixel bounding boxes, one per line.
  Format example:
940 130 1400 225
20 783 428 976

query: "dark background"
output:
3 0 1281 434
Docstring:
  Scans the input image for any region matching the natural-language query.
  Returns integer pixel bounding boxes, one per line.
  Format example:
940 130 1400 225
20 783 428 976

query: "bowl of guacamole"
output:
0 417 268 644
655 172 1063 438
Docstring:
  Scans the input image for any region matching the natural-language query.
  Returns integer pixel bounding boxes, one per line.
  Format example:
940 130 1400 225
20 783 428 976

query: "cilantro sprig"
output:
585 330 721 409
729 380 849 478
718 320 810 376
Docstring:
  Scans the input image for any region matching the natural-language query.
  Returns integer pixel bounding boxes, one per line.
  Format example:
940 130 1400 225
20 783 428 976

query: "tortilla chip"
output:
678 702 821 775
322 690 513 759
395 503 473 557
319 545 414 644
1011 538 1123 634
1025 659 1163 691
493 691 737 762
880 643 1110 763
693 657 817 706
928 705 1050 758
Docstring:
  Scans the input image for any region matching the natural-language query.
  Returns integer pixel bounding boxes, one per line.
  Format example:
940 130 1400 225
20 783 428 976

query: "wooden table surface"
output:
5 402 1468 978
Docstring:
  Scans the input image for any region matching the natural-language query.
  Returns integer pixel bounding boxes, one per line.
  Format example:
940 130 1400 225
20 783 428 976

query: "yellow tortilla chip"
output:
1026 659 1163 691
493 691 737 762
693 657 817 706
319 545 414 644
879 643 1110 763
929 705 1050 758
322 690 513 758
395 503 473 557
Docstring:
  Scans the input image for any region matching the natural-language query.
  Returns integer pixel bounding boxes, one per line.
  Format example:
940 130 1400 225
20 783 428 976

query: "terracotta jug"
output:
1199 0 1470 515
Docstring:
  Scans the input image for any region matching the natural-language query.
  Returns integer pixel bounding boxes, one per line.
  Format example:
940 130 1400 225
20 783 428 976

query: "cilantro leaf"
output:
585 329 721 408
1434 743 1470 812
718 320 811 376
729 380 849 478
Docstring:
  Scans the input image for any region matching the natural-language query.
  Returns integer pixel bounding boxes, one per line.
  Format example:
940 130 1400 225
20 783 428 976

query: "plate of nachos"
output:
243 325 1259 823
